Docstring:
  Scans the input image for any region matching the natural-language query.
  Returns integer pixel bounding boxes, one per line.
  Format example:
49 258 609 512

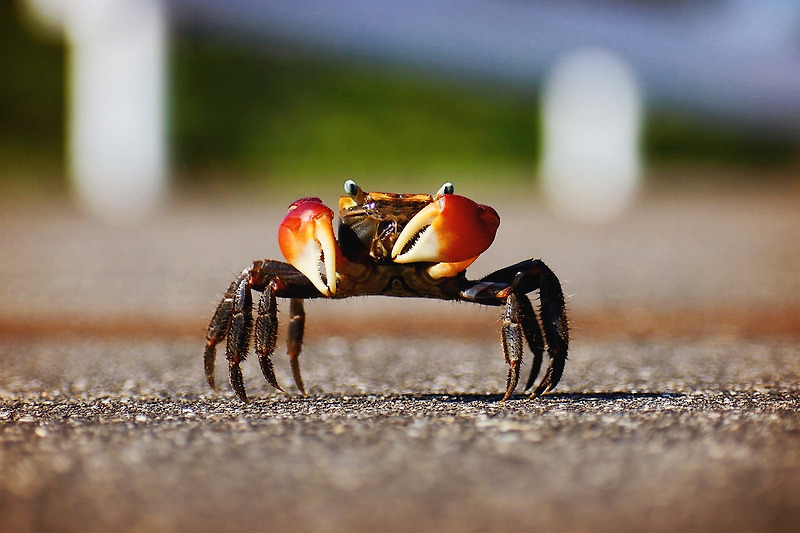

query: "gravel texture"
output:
2 335 799 533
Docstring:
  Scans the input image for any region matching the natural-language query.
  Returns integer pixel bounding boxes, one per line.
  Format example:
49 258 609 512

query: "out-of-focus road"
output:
2 335 799 532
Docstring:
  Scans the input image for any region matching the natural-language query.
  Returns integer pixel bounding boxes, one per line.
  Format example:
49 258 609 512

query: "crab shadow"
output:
411 391 684 404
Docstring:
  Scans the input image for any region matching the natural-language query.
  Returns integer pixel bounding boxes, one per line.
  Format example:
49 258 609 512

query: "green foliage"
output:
646 112 798 168
170 39 539 182
0 2 64 180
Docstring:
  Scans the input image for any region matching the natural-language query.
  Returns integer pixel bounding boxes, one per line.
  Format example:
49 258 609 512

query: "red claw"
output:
278 197 338 296
391 194 500 278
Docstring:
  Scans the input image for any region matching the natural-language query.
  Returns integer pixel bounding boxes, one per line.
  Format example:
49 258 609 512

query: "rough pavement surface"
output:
2 336 799 532
2 183 799 532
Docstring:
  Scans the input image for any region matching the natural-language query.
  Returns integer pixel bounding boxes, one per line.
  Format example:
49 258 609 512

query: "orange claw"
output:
278 197 338 296
391 194 500 278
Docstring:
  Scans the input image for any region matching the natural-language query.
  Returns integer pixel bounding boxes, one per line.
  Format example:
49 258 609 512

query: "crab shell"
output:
278 186 500 296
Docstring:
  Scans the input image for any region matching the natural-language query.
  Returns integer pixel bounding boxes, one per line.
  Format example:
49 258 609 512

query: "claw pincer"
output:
392 194 500 279
278 198 338 296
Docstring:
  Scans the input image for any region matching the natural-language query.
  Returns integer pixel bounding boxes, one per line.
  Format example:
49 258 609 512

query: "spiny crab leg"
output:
391 194 500 279
278 197 338 296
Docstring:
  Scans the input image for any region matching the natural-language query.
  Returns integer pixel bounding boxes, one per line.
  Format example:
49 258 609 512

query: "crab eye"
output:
436 182 455 198
344 180 360 196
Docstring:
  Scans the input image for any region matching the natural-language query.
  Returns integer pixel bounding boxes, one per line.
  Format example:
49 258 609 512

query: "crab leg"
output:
204 273 245 391
254 282 283 393
460 258 569 398
528 262 569 398
517 294 546 392
204 258 325 402
226 274 254 403
287 298 307 395
500 293 524 401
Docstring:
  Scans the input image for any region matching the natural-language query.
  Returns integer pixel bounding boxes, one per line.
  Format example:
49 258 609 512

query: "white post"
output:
540 49 642 223
24 0 168 222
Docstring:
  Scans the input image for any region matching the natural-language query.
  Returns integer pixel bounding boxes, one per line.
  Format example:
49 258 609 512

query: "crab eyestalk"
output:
391 194 500 275
278 197 338 296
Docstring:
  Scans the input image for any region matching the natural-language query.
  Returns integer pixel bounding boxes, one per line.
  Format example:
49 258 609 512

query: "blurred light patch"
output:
540 48 642 223
25 0 168 222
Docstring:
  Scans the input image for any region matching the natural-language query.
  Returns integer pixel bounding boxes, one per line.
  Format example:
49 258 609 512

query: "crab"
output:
204 180 569 402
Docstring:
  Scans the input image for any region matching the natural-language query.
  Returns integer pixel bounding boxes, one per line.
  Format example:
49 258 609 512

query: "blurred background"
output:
4 0 799 200
3 5 800 531
1 0 799 333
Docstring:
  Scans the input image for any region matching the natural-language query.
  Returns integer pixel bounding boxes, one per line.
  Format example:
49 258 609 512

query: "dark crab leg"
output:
498 292 548 400
205 259 324 402
250 261 321 396
500 293 524 401
227 275 255 402
204 272 247 391
528 261 569 398
254 282 283 393
287 298 307 395
498 293 546 400
517 294 546 392
460 258 569 398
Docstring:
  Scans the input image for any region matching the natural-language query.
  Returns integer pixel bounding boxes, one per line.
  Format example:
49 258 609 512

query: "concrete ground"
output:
1 180 799 532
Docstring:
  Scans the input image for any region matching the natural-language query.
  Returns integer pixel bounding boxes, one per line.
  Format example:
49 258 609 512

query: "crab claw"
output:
391 194 500 271
278 197 338 296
